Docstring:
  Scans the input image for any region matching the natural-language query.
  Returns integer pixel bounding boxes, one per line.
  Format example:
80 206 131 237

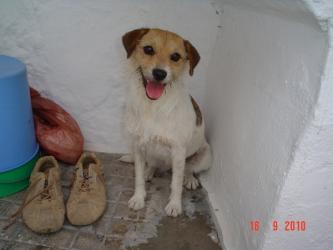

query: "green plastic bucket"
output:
0 152 40 198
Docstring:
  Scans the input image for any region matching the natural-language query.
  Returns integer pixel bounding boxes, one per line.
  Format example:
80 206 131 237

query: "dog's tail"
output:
118 154 134 163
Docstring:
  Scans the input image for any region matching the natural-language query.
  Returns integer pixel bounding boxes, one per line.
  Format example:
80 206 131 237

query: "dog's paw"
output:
128 194 145 210
165 200 182 217
184 174 200 190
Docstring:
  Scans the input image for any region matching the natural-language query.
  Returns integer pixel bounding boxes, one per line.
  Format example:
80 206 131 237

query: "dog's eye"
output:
143 46 154 55
170 52 181 62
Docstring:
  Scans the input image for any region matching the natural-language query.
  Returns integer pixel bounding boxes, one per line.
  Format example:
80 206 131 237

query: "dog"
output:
121 28 212 217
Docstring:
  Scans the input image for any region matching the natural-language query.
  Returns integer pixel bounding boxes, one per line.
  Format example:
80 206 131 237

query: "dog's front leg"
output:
165 146 186 217
128 145 146 210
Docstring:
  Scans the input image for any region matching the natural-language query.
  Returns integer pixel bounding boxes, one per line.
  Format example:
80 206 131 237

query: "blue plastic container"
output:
0 55 39 173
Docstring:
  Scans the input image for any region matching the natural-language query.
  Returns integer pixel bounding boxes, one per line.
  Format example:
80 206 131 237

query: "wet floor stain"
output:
130 214 220 250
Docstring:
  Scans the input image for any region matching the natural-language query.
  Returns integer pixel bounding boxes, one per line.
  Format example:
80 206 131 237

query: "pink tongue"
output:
145 80 165 100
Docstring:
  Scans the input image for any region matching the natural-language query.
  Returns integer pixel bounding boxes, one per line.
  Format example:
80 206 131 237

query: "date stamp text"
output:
250 220 306 232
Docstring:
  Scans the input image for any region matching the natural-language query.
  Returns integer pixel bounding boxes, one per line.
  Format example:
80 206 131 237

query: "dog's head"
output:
122 28 200 100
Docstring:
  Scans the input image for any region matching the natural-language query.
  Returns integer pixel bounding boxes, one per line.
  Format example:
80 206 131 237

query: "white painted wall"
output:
263 1 333 249
202 0 332 249
0 0 219 153
1 0 332 249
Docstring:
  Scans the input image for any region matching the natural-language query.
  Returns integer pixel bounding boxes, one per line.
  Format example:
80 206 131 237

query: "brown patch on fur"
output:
152 136 172 147
184 40 200 76
190 96 202 126
122 28 150 58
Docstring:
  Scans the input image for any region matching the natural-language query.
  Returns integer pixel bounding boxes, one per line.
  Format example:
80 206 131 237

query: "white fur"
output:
123 60 212 217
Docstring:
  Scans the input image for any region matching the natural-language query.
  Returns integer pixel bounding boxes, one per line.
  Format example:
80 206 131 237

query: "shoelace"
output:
79 171 92 192
70 167 92 192
39 176 52 201
70 165 106 193
2 177 54 231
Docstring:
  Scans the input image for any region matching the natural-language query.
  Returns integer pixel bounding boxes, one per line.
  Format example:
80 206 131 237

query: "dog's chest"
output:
125 98 194 147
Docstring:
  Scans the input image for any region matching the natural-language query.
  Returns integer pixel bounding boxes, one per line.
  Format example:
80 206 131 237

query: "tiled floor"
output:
0 153 221 250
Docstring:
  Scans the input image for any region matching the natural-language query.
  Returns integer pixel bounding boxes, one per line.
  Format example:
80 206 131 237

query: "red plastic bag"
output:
30 87 84 164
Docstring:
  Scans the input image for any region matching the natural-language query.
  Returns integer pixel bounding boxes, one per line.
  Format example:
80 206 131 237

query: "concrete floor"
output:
0 153 221 250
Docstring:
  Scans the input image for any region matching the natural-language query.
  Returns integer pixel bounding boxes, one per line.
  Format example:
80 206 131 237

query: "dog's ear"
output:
184 40 200 76
122 28 150 58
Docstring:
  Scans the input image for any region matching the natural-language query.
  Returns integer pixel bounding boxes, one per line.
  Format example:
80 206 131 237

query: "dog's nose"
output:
152 68 167 81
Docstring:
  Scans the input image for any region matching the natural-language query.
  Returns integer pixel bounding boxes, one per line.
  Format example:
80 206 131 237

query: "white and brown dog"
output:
121 28 212 217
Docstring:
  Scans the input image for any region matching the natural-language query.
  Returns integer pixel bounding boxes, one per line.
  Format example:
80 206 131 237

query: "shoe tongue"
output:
76 165 84 178
79 164 96 180
31 172 46 185
46 167 56 180
32 172 45 179
145 80 165 100
88 164 98 180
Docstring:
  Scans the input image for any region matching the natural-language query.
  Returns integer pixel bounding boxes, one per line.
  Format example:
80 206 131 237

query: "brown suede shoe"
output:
22 156 65 233
66 153 107 225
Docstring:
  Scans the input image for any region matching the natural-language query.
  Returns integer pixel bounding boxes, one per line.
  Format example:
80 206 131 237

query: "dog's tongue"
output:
145 80 165 100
